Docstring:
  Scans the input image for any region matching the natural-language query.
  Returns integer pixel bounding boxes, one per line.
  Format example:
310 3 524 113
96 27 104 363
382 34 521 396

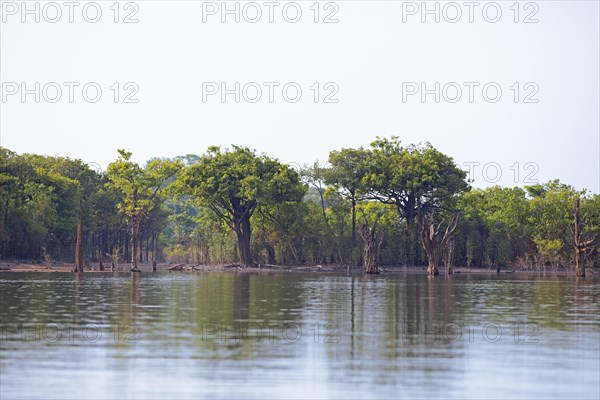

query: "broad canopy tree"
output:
176 146 306 267
364 138 469 225
362 138 469 274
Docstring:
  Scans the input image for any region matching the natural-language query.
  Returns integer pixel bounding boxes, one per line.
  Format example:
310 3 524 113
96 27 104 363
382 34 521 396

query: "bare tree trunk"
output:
351 197 356 248
426 250 439 276
418 211 459 277
75 220 84 273
351 196 357 265
74 200 84 273
572 198 598 277
124 230 129 265
139 232 144 263
152 231 157 264
574 248 584 277
360 223 381 274
446 239 454 275
130 214 140 272
98 232 104 271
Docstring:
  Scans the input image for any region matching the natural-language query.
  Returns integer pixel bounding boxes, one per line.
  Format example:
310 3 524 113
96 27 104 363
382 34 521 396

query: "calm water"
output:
1 272 598 399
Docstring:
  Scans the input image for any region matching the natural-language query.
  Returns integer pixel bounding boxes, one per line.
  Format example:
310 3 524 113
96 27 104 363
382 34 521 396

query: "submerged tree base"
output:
364 269 381 275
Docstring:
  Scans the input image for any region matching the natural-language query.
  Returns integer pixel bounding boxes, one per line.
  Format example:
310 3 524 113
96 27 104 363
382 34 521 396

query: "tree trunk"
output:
124 230 129 264
573 198 585 277
361 223 381 274
139 234 143 263
426 251 439 276
571 197 599 277
235 214 253 267
98 231 104 271
575 249 584 277
74 201 84 273
152 231 157 264
351 196 357 264
446 239 454 275
75 220 84 273
418 211 458 278
130 214 140 272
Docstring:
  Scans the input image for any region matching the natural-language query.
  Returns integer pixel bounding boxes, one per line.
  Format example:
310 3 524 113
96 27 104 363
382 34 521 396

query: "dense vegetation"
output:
1 138 598 276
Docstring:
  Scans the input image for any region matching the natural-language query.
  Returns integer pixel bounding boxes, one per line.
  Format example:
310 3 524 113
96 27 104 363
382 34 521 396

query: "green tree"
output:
176 146 305 267
526 180 580 268
363 138 469 271
106 150 182 271
324 147 370 264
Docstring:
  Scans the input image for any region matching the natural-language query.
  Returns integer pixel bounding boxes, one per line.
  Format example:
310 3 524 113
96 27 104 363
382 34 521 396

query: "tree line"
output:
1 138 598 276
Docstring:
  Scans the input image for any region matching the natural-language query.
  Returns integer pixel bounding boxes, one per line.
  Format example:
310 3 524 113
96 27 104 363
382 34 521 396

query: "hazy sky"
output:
1 0 599 192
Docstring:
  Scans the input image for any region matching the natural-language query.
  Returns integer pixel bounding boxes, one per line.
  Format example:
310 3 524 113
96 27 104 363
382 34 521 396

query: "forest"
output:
1 137 599 276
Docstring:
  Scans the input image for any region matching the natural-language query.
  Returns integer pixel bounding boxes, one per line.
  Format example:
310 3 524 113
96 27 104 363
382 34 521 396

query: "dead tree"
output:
359 210 382 274
74 201 84 273
571 198 599 277
418 211 460 277
360 223 382 274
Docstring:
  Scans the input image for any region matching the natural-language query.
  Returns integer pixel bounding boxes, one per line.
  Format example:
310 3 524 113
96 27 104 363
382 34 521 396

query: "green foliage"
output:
0 147 102 260
175 146 305 265
2 143 599 272
365 137 469 222
106 150 182 266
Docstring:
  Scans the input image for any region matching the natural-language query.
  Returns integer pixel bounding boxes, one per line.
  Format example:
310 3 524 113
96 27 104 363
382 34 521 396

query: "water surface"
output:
1 272 598 399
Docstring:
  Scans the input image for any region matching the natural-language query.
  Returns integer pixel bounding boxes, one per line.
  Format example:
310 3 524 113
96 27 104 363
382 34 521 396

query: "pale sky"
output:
1 0 599 192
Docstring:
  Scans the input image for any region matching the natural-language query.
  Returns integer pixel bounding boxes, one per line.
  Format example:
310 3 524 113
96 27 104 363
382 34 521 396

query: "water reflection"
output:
0 272 598 399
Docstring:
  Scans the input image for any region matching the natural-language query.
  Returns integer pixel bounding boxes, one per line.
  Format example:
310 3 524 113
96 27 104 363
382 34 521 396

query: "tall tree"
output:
106 150 182 271
364 138 469 268
176 146 305 267
324 147 370 264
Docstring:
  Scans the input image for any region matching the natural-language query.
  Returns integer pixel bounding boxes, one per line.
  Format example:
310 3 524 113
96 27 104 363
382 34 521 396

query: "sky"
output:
1 0 599 192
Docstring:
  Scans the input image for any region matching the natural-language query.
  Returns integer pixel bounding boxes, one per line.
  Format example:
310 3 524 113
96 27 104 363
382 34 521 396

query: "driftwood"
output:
184 264 202 271
167 263 185 271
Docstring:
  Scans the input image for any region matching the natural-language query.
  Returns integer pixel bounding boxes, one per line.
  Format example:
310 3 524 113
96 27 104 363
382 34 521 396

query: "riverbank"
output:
1 260 597 275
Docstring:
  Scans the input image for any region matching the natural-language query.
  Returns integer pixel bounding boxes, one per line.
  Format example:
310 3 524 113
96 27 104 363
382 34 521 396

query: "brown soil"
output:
1 260 596 275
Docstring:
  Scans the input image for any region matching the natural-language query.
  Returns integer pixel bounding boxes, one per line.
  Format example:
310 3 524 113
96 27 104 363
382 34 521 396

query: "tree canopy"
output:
1 141 598 275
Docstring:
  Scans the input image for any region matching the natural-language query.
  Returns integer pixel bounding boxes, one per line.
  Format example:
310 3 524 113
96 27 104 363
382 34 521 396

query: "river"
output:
1 272 598 399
